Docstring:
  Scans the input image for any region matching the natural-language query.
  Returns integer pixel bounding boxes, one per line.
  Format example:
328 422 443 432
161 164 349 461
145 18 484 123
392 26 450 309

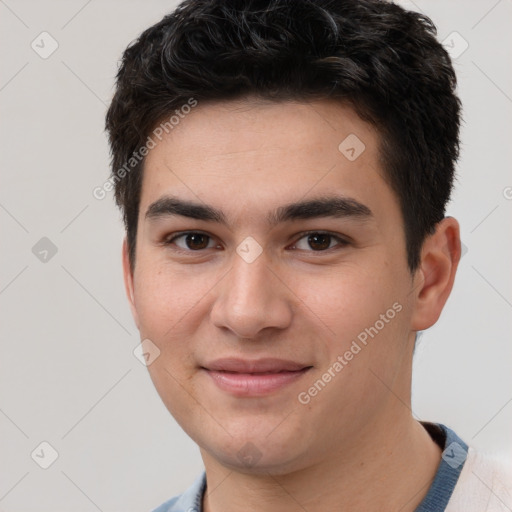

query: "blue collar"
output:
415 422 468 511
151 422 467 512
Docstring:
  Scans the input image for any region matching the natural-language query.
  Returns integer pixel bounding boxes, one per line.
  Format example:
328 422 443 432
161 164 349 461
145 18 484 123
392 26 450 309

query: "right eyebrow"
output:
145 196 226 223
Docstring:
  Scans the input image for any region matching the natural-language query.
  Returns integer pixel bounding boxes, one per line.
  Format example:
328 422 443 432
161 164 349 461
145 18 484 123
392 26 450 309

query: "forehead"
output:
139 98 397 229
145 98 379 166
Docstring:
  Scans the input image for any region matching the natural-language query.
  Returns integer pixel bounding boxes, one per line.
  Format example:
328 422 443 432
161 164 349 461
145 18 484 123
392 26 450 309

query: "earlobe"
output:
410 217 461 331
122 238 140 329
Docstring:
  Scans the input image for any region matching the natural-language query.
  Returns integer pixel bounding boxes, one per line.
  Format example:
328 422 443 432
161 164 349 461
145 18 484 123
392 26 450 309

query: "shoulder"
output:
150 495 180 512
446 447 512 512
149 472 206 512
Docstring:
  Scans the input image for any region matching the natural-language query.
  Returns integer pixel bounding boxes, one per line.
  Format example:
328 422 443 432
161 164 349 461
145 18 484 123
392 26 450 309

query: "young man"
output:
105 1 512 510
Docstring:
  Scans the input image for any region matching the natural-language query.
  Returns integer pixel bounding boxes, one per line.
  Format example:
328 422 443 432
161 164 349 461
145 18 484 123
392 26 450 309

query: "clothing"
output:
150 423 512 512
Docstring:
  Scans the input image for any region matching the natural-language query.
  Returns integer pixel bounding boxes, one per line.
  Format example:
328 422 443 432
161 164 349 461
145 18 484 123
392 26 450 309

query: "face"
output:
124 98 428 474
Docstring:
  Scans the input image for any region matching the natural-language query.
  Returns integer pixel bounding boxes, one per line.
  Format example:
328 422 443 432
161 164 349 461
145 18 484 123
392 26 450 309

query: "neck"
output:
200 412 442 512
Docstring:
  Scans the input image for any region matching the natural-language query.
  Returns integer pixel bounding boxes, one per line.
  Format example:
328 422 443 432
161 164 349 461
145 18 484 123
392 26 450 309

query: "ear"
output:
122 238 140 330
410 217 461 331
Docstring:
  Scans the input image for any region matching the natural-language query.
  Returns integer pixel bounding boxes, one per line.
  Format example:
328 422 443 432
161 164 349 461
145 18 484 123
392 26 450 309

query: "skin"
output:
122 98 461 511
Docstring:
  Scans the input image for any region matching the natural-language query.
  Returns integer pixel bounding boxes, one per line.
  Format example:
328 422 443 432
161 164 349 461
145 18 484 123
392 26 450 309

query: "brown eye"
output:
307 233 332 251
166 232 217 251
184 233 210 250
292 231 348 252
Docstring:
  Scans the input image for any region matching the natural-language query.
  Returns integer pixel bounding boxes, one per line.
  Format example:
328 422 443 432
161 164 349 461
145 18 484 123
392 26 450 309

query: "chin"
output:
198 426 313 476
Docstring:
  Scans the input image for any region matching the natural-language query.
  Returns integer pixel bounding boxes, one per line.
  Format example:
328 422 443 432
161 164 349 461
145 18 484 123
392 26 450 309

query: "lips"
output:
203 357 310 373
201 358 313 396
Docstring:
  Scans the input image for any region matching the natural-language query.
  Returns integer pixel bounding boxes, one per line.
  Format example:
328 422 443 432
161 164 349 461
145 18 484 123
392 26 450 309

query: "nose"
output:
210 245 293 339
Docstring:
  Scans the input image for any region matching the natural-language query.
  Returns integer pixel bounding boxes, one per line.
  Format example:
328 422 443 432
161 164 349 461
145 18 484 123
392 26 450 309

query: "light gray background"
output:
1 1 511 510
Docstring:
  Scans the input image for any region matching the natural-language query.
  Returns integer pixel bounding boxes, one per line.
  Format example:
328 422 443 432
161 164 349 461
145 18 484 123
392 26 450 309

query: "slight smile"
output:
200 358 313 397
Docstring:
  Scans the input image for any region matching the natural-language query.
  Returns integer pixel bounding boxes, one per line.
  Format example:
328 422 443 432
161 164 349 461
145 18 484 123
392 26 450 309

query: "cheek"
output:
291 261 411 395
131 266 201 382
133 263 204 336
132 265 206 419
291 264 400 340
292 269 411 424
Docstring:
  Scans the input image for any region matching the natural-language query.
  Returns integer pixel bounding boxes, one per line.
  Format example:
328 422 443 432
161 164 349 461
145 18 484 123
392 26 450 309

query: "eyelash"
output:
163 230 350 254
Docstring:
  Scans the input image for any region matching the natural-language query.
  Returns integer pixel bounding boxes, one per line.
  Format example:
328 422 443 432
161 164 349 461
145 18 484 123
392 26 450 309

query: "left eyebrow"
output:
145 194 373 227
270 195 373 225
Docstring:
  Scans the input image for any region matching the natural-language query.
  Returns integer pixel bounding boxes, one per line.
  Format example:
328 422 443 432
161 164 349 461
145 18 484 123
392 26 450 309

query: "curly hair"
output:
105 0 462 271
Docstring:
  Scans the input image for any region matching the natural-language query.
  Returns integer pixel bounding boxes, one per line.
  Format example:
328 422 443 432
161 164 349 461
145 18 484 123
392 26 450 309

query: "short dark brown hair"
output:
105 0 462 271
